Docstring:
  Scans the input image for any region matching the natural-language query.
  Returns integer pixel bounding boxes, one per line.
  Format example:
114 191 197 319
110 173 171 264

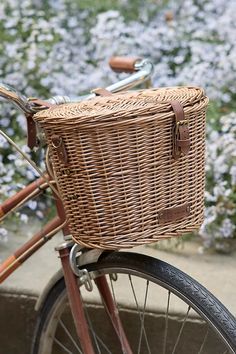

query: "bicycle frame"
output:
0 175 64 283
0 57 154 353
0 57 154 284
0 173 133 353
1 160 136 353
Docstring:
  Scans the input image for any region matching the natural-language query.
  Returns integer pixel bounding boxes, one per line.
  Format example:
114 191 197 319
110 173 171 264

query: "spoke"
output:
163 290 171 354
96 275 130 354
128 275 151 354
171 305 191 354
109 275 125 351
97 293 122 354
93 333 113 354
54 337 76 354
197 325 209 354
59 319 82 353
83 305 101 354
137 280 151 354
83 303 112 354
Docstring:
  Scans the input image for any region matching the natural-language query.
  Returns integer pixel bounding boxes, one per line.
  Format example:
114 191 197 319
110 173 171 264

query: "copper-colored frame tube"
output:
95 276 133 353
0 175 65 283
59 247 95 354
0 172 133 352
0 175 49 218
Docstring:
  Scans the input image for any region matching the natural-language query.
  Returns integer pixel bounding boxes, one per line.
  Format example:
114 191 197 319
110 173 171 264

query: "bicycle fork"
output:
57 243 95 354
57 241 133 354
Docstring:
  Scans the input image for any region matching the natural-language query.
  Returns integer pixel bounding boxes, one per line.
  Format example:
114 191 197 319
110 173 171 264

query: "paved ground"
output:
1 230 236 315
0 225 236 353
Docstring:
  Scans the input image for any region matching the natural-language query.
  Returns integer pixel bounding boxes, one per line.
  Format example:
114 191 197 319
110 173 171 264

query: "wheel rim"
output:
37 266 235 354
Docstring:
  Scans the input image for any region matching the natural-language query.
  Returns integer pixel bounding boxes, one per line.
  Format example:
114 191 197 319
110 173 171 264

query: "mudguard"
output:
35 268 63 311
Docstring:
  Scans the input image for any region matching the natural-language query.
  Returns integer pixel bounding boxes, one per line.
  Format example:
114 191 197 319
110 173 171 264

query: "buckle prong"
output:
177 119 188 126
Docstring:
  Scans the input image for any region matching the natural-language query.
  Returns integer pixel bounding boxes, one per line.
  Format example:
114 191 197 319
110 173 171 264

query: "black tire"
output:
32 252 236 354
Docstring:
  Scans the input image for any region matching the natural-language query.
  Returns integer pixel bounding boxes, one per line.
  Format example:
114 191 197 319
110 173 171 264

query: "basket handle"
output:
170 101 190 160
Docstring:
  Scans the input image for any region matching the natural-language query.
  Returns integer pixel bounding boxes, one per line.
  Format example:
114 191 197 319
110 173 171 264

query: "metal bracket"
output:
69 244 104 292
77 268 93 292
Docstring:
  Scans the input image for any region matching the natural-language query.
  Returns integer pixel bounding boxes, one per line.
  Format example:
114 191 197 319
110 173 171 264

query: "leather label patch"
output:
159 203 190 224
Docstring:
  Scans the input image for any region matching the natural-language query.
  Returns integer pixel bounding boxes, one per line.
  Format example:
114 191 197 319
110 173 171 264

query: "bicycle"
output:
0 57 235 354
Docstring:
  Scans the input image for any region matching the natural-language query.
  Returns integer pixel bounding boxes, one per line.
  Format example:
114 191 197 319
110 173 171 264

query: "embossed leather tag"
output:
159 203 190 224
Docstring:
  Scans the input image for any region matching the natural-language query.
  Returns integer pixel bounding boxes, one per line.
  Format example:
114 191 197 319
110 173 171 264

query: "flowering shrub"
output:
0 0 236 249
200 112 236 252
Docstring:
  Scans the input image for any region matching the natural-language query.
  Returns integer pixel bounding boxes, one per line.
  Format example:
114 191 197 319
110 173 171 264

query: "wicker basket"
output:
34 87 209 249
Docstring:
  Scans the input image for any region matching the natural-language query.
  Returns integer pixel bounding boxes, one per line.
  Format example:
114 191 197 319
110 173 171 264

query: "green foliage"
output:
1 0 236 252
72 0 167 21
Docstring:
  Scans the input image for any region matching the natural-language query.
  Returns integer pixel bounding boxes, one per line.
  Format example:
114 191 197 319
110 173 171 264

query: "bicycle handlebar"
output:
109 56 142 73
0 57 154 114
0 83 34 114
0 57 154 148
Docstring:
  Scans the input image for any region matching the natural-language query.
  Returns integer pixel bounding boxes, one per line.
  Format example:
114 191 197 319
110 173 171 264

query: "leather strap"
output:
51 135 68 165
26 113 38 149
26 99 54 149
30 98 54 109
170 100 190 160
92 88 112 96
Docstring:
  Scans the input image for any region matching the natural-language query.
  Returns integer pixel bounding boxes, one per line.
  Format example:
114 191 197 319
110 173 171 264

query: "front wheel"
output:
32 252 236 353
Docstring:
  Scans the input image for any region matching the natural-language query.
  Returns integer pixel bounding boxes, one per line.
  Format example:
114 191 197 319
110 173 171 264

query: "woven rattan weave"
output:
34 87 208 249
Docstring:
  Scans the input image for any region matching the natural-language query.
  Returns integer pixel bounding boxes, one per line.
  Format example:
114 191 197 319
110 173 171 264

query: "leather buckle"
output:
51 135 68 165
170 101 190 160
176 119 188 126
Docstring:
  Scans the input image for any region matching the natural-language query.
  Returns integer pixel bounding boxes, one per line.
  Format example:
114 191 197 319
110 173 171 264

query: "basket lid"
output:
34 86 207 126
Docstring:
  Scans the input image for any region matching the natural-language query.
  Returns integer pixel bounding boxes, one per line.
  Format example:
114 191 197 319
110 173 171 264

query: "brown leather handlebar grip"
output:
109 56 142 73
